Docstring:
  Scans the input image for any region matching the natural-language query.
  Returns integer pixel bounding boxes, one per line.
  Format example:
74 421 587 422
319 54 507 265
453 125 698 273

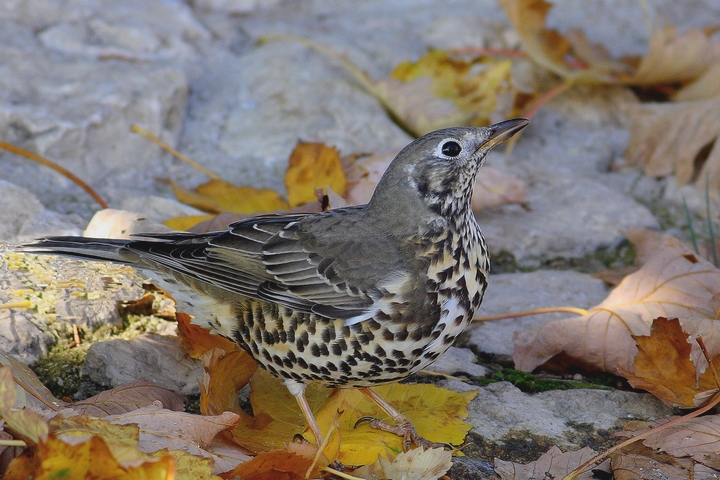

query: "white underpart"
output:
425 297 462 354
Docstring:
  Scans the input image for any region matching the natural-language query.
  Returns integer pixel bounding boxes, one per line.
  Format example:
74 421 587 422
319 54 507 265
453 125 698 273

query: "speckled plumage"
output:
19 118 528 449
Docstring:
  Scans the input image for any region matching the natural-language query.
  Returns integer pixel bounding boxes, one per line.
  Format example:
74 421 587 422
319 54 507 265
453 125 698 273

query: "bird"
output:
18 118 528 451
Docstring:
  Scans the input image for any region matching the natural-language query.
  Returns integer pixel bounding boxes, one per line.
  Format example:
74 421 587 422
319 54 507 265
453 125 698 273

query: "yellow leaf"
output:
0 367 48 445
163 215 216 231
312 383 477 466
375 51 517 135
169 179 289 215
285 141 347 208
4 434 175 480
230 369 331 453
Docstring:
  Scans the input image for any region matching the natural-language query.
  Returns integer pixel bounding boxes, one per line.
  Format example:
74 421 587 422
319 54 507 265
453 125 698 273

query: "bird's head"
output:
368 118 529 219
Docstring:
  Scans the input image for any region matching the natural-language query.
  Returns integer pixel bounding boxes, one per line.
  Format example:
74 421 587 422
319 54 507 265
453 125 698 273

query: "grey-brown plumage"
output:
19 118 528 449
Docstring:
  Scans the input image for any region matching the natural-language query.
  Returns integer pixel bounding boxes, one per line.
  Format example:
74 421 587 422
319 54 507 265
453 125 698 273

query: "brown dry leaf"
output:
625 24 720 86
312 383 477 466
345 152 527 210
624 98 720 197
611 451 694 480
352 447 453 480
373 50 519 135
494 445 602 480
69 380 186 417
513 243 720 373
0 352 64 411
285 141 347 208
168 178 289 215
498 0 620 83
176 312 240 359
107 405 241 463
619 317 720 407
4 434 176 480
643 414 720 468
199 348 257 416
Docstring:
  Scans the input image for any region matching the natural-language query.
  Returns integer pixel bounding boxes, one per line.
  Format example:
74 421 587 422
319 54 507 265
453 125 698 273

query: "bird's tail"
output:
16 237 133 264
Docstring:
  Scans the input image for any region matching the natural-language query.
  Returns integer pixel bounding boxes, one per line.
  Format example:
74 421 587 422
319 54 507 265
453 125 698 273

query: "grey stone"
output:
0 309 53 365
470 271 609 356
442 380 673 450
425 347 488 378
83 333 204 396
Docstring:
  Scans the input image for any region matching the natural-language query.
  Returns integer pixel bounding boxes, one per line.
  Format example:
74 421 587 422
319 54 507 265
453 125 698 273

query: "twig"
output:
130 125 220 180
473 306 589 323
0 141 108 209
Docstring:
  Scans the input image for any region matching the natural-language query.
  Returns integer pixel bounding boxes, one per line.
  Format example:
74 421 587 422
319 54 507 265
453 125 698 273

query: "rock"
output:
82 333 204 396
426 347 488 377
470 270 609 356
0 309 53 365
442 380 673 450
176 40 411 195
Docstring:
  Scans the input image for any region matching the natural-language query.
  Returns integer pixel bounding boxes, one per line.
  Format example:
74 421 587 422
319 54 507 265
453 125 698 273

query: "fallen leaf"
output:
312 383 477 466
69 380 186 417
199 348 257 416
374 50 518 135
107 405 241 463
494 445 601 480
0 352 65 411
619 317 720 407
610 451 693 480
84 208 171 239
625 24 720 85
4 434 175 480
352 447 453 480
163 214 216 231
285 141 346 208
168 178 289 215
230 369 329 453
643 414 720 468
513 243 720 373
176 312 240 359
221 449 317 480
0 367 48 445
624 98 720 197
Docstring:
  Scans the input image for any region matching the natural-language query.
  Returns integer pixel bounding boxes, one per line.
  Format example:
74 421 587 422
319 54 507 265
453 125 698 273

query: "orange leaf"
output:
221 449 317 480
176 312 239 358
285 142 346 208
200 348 257 416
620 317 720 408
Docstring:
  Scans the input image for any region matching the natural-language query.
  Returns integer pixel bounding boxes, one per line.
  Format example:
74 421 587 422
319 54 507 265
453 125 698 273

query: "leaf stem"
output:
473 306 589 323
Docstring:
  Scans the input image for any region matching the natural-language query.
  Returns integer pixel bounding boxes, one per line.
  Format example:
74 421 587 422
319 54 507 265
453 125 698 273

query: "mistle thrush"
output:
18 118 529 449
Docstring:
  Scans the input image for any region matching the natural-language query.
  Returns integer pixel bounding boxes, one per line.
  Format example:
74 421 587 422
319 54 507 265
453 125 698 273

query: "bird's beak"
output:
481 118 529 151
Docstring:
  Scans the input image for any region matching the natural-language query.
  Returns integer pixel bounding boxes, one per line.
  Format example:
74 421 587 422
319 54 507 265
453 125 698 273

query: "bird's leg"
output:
290 386 324 446
356 387 451 451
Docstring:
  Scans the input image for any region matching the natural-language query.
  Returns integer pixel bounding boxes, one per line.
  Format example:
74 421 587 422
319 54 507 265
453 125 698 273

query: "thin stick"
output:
0 142 108 209
322 467 364 480
473 306 589 323
0 439 27 447
130 125 220 180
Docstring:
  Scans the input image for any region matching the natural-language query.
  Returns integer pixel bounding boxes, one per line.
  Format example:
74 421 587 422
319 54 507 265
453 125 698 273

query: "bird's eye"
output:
441 141 462 157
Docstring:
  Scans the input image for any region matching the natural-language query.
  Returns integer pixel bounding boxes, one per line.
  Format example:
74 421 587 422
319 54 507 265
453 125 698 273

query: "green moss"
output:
477 369 612 393
32 339 90 400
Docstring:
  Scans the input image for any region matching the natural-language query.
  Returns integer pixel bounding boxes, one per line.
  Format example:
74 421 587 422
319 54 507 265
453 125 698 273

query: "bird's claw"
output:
353 415 454 451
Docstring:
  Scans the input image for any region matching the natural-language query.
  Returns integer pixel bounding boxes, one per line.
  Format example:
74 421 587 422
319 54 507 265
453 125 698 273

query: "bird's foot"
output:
355 416 453 452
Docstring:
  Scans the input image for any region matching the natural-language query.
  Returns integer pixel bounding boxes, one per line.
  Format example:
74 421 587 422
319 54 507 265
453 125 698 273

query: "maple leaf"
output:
176 312 241 359
199 348 257 417
494 445 603 480
167 178 289 215
285 141 346 208
619 317 720 408
643 414 720 468
513 243 720 373
222 449 319 480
